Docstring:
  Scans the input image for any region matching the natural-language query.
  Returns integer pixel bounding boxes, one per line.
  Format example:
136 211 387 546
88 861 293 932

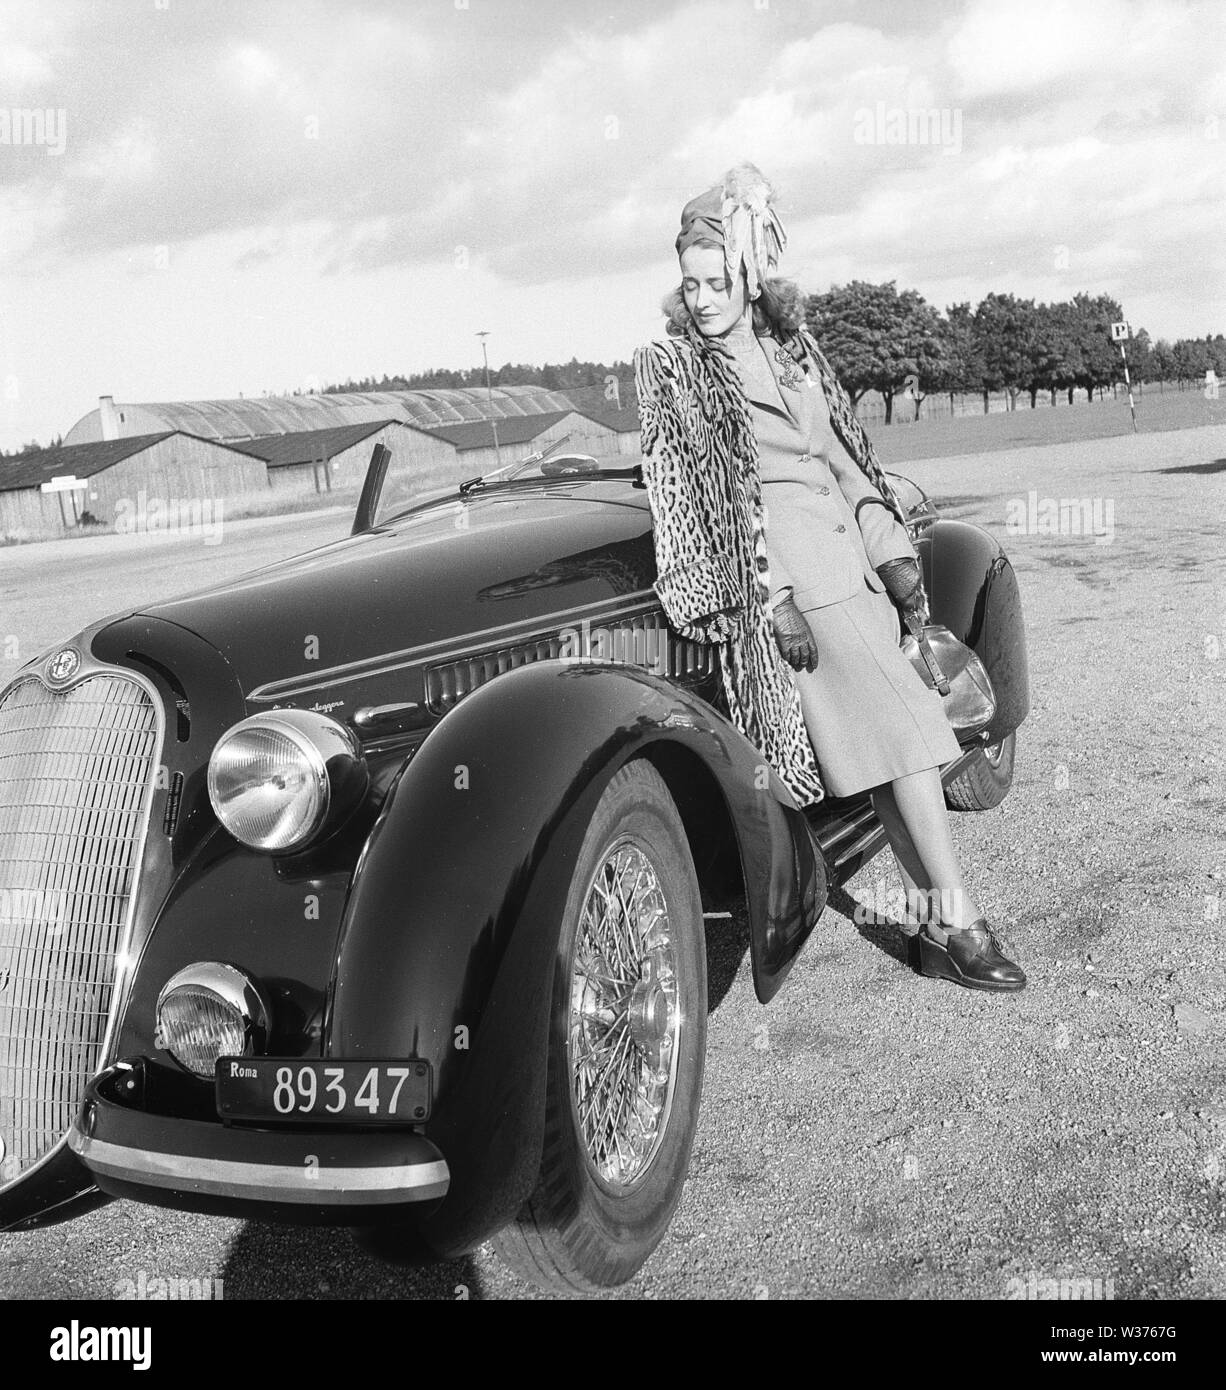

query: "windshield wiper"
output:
459 431 578 495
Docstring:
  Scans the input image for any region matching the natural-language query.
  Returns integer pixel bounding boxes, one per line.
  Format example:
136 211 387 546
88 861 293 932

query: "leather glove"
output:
772 595 817 672
875 557 926 614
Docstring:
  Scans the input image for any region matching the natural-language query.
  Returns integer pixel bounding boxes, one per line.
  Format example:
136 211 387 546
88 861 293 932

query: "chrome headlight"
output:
207 709 368 853
155 962 271 1078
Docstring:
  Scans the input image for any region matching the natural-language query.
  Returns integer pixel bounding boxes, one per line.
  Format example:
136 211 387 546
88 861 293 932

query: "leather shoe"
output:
916 919 1026 992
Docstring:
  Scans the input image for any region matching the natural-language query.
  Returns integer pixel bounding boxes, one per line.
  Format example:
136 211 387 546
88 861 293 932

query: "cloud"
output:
0 40 51 89
2 0 1224 452
948 0 1127 97
2 0 1218 298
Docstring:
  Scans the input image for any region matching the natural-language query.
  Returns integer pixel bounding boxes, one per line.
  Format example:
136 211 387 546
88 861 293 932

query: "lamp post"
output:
476 330 501 469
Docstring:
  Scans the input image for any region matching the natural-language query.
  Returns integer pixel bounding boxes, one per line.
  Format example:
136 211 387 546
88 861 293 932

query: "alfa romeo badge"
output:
46 647 81 684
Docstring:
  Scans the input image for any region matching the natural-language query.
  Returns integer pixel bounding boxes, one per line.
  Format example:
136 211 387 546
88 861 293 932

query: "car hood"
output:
135 485 657 700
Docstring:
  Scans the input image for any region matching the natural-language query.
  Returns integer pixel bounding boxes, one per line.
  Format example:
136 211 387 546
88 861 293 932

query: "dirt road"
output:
1 422 1224 1299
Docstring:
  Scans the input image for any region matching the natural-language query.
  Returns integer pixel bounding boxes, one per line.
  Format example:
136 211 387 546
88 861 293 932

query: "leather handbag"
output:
901 612 996 738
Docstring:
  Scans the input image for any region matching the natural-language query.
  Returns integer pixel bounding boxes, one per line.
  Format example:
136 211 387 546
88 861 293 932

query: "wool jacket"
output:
633 319 915 808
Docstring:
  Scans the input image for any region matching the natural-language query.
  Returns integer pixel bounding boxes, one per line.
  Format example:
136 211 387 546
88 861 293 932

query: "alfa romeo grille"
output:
0 673 159 1187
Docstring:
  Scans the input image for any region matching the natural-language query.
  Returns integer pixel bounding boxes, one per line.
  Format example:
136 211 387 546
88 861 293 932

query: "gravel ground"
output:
1 422 1224 1300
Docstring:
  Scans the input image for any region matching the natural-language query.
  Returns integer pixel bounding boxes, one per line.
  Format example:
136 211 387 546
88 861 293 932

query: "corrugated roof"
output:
0 432 178 492
64 386 579 445
425 410 576 452
225 419 417 469
566 402 641 432
555 381 638 413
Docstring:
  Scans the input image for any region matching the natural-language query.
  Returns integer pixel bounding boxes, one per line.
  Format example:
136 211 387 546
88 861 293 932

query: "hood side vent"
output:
424 612 717 715
162 771 185 836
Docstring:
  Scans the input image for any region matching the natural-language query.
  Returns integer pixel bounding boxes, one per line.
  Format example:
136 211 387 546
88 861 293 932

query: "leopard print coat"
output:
633 319 911 809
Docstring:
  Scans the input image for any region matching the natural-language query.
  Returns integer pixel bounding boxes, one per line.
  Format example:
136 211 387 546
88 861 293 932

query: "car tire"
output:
491 758 707 1294
945 731 1016 812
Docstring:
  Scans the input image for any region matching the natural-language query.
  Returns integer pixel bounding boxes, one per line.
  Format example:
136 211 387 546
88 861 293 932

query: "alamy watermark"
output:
558 618 673 674
1005 490 1115 545
0 886 71 930
851 876 965 927
114 491 225 546
49 1323 151 1370
0 107 67 156
1006 1270 1115 1300
113 1270 223 1301
853 102 963 155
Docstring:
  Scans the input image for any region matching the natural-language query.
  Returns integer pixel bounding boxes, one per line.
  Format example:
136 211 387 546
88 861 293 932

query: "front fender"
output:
919 518 1031 744
326 659 824 1253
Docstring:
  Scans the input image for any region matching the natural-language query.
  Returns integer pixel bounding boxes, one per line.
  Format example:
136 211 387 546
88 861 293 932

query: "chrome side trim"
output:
352 701 422 729
246 591 660 702
68 1130 450 1205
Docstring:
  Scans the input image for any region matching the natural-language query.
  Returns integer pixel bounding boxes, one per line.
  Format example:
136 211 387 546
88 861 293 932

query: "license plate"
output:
215 1058 431 1124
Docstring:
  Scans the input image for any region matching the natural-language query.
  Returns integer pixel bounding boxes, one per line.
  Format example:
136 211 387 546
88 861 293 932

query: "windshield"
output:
371 446 638 527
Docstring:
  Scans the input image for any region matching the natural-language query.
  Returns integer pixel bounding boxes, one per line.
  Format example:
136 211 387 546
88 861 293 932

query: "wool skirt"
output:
788 583 963 797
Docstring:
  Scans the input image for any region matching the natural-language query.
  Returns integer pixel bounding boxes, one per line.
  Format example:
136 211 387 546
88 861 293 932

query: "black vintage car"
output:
0 443 1028 1293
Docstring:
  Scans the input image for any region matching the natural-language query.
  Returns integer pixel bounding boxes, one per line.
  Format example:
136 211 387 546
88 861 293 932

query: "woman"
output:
633 163 1025 992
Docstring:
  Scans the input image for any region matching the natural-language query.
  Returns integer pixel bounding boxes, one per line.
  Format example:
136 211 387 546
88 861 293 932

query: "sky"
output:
0 0 1223 451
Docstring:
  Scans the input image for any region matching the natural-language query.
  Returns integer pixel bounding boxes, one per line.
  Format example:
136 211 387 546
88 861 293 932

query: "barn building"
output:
225 419 457 496
425 409 625 477
0 432 268 539
562 401 642 457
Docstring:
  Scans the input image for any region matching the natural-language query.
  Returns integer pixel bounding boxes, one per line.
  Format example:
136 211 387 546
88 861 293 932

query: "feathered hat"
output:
674 162 787 301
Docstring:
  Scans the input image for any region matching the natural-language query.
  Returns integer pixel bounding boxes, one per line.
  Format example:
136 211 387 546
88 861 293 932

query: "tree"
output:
930 302 983 412
1 438 48 457
1024 302 1067 408
1149 339 1177 389
806 280 947 423
1034 304 1073 405
1069 292 1124 402
1172 337 1211 386
973 293 1037 412
1124 328 1153 392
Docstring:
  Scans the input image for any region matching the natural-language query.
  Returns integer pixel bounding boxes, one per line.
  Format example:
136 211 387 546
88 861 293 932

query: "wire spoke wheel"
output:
569 838 680 1191
493 759 707 1293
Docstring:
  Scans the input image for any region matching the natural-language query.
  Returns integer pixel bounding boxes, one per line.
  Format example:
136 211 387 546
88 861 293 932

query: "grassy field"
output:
869 384 1226 465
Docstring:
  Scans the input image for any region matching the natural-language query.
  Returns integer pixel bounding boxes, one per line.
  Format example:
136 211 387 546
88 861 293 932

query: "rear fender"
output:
326 659 824 1252
917 518 1031 744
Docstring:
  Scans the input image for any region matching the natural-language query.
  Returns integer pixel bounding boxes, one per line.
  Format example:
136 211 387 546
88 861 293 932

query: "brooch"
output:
773 346 805 390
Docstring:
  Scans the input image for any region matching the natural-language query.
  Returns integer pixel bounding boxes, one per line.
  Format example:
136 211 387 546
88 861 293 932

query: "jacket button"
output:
835 523 846 533
817 485 830 495
798 453 811 463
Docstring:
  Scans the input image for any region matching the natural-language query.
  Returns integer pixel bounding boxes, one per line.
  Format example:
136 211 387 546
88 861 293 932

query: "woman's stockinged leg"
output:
869 786 937 933
878 767 983 940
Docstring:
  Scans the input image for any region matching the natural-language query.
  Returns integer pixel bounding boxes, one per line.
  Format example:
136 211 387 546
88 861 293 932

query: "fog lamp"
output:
155 962 271 1079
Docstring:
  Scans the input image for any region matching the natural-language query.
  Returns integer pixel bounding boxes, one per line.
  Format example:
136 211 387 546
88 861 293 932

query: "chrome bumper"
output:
68 1071 449 1213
